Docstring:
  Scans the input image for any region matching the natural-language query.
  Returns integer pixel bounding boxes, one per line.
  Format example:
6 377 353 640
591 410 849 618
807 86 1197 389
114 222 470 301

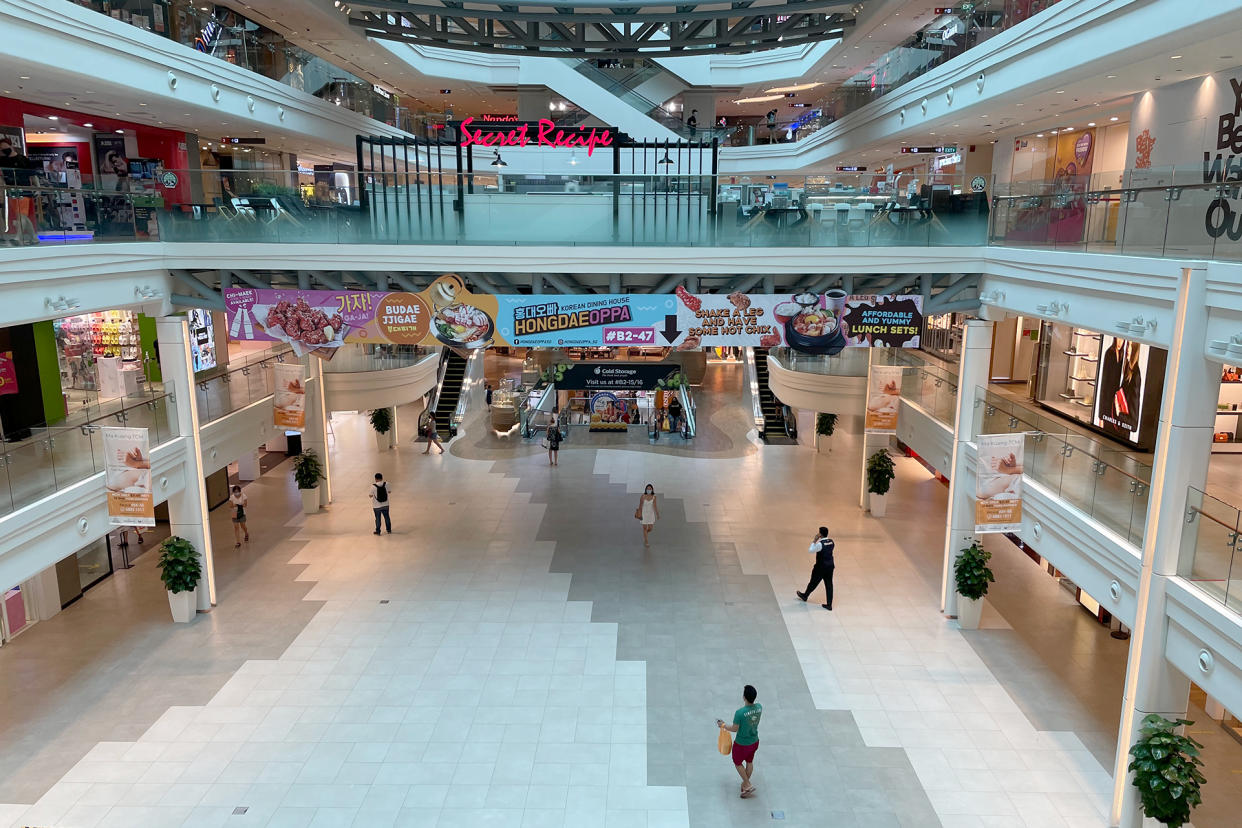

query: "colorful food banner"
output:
0 351 17 396
865 365 903 433
975 432 1024 533
223 276 923 355
272 362 306 432
102 427 154 527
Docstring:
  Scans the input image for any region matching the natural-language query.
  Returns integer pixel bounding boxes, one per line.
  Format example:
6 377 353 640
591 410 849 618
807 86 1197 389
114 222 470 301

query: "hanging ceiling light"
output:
490 149 507 167
567 150 579 166
657 151 674 166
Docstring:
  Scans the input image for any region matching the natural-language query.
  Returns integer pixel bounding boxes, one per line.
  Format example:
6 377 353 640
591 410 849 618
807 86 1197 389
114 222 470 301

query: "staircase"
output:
432 350 468 440
754 348 795 443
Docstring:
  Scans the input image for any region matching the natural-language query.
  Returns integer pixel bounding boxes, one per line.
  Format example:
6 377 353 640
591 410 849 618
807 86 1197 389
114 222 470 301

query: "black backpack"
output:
374 483 388 504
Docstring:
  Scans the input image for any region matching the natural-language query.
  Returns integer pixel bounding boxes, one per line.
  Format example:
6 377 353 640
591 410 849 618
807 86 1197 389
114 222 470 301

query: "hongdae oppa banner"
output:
975 432 1025 533
272 362 306 432
103 426 155 527
223 276 923 356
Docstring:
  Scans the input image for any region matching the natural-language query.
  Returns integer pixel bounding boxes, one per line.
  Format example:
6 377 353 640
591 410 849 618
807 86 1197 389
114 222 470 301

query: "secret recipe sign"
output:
455 118 615 156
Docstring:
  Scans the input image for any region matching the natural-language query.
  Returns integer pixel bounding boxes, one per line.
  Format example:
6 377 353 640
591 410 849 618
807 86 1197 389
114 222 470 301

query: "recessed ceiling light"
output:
1050 129 1058 134
1064 127 1073 132
18 75 30 80
1036 133 1044 137
1055 90 1065 94
1106 74 1117 78
47 116 58 120
83 122 93 127
139 103 147 106
115 129 124 134
1170 55 1182 59
1088 122 1096 126
1110 116 1119 121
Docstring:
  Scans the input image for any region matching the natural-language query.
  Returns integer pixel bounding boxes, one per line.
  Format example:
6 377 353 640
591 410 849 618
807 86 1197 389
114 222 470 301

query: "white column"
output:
1112 267 1212 827
940 319 994 616
156 317 216 611
302 356 332 505
236 450 260 481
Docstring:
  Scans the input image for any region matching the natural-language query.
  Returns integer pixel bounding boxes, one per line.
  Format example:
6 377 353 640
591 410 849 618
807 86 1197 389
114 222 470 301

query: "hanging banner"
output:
223 276 923 355
975 433 1025 533
865 365 903 433
0 351 18 395
272 362 306 432
102 427 155 527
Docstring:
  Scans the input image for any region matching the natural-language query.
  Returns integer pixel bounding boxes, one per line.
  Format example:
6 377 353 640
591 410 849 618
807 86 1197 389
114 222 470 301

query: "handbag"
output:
718 727 733 755
634 505 643 520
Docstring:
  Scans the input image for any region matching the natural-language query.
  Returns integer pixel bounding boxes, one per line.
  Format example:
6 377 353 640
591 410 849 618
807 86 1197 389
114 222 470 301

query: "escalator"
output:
754 348 796 443
429 349 468 440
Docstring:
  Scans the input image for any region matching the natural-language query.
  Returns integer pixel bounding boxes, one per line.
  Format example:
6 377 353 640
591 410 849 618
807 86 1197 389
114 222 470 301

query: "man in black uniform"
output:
796 526 835 610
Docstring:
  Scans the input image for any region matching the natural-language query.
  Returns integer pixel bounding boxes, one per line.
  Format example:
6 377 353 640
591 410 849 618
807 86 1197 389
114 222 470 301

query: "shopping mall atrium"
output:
6 0 1242 826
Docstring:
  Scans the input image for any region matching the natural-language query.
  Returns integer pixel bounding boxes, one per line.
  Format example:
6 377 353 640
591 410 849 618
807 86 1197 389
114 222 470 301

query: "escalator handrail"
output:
426 347 452 415
678 382 696 438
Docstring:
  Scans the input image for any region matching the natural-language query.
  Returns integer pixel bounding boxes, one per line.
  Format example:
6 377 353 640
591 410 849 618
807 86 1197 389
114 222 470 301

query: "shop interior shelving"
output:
1214 365 1242 454
1061 329 1101 409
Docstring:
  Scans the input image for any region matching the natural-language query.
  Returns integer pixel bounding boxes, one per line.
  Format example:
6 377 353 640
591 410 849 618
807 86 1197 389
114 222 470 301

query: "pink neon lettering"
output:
459 117 530 149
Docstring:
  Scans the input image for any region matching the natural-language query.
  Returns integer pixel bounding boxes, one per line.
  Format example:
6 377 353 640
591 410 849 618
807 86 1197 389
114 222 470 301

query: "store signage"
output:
865 365 901 433
272 362 306 432
970 175 987 192
901 145 957 154
975 433 1024 533
480 114 520 123
558 363 680 391
296 164 314 175
0 351 17 396
371 84 392 100
456 118 615 156
220 137 266 145
223 277 923 356
836 165 867 172
933 152 962 170
103 427 155 527
159 171 178 188
187 309 216 373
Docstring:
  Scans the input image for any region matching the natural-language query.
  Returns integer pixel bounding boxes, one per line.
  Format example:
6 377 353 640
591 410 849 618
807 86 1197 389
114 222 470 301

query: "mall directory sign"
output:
223 275 923 357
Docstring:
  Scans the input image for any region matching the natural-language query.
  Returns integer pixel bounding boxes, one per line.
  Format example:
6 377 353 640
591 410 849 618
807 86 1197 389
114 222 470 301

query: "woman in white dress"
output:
637 483 659 547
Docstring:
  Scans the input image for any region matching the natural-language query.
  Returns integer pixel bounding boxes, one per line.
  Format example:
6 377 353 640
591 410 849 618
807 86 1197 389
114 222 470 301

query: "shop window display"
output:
53 311 147 403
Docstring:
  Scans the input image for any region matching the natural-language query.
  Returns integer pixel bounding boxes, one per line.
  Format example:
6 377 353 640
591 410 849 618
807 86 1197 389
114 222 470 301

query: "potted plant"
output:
815 412 838 452
293 450 325 514
158 536 202 623
1128 714 1206 828
953 542 994 629
369 407 393 451
865 448 896 516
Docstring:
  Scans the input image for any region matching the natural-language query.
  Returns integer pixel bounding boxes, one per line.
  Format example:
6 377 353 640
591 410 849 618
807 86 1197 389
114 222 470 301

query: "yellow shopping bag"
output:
718 727 733 755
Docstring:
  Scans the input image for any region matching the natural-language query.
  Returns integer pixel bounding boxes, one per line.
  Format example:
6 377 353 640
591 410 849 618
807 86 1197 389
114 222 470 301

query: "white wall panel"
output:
323 356 440 413
1165 578 1242 719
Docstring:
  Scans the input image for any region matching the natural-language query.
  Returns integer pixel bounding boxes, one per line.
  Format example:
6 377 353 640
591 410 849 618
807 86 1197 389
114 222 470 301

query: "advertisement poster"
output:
865 365 903 433
558 363 680 391
102 427 155 527
92 134 130 192
588 392 630 431
975 432 1024 533
0 351 17 396
1092 335 1166 447
272 362 306 432
224 276 923 355
187 309 217 373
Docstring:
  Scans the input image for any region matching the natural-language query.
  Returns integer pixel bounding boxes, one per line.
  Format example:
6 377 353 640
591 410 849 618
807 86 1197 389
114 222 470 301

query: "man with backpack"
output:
796 526 835 610
370 472 392 534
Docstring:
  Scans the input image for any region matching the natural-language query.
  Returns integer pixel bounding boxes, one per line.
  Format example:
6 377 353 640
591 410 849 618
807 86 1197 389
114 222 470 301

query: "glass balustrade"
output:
883 349 959 427
0 392 178 518
321 345 437 373
1181 487 1242 614
765 347 870 377
974 387 1151 545
195 347 293 423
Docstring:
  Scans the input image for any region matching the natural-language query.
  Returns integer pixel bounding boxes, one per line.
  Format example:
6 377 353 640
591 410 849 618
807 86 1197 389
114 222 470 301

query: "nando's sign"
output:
453 118 620 157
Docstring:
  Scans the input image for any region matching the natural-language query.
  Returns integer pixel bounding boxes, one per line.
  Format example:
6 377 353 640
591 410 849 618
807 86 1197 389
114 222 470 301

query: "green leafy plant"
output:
539 362 572 385
865 449 896 495
1128 714 1206 828
816 412 838 437
369 407 393 434
953 542 995 601
157 536 202 595
292 450 325 490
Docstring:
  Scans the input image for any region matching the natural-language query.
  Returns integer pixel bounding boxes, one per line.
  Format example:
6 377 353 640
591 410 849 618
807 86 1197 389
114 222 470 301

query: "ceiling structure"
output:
343 0 857 58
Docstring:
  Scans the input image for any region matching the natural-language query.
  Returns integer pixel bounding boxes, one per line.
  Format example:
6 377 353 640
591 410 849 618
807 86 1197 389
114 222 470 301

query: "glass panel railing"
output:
974 387 1151 545
884 349 959 426
0 391 179 518
1181 487 1242 614
766 347 870 377
1 171 986 249
196 346 293 423
320 344 437 373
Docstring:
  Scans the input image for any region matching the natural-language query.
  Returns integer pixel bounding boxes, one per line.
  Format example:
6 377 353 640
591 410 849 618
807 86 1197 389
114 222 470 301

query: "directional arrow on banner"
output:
660 314 682 344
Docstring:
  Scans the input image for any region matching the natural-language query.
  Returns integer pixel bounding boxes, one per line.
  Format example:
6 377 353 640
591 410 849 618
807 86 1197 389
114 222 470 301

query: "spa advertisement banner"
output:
975 432 1025 533
103 426 155 527
865 365 903 433
272 362 306 432
223 276 923 355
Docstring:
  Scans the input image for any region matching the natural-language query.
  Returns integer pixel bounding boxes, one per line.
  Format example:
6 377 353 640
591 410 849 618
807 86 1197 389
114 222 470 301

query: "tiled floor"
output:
1 363 1240 827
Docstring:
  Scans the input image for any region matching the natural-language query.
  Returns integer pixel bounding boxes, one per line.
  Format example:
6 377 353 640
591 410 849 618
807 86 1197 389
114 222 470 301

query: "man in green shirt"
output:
717 684 762 798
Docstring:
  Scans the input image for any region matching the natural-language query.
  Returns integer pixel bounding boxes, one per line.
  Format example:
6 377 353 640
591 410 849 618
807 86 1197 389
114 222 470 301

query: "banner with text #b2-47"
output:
222 276 922 356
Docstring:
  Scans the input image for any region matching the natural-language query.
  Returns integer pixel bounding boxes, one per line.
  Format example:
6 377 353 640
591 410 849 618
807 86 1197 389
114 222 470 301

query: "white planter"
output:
375 431 390 452
869 492 888 517
167 589 196 623
957 596 983 630
300 487 321 514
